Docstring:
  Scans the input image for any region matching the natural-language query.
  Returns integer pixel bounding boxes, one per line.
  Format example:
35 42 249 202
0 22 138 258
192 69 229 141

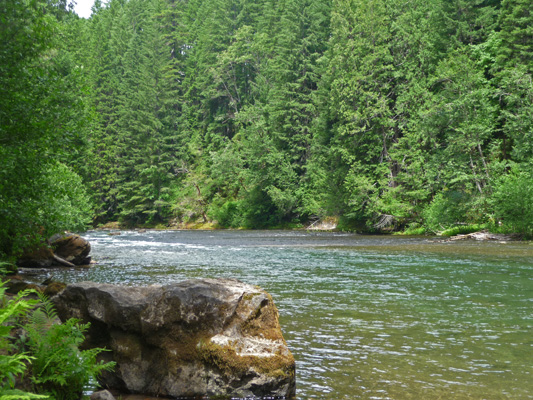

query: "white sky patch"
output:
72 0 95 19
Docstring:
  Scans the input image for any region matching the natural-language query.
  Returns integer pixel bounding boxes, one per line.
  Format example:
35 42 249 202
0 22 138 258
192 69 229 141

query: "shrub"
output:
20 294 115 400
396 223 427 236
490 164 533 237
422 191 470 233
208 200 243 228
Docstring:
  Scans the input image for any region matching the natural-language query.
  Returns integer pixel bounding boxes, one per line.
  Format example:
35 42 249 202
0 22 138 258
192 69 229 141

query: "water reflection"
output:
27 230 533 399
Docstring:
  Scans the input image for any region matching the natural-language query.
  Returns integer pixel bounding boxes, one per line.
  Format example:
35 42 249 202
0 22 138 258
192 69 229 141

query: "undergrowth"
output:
20 293 115 400
439 224 487 237
0 271 47 400
1 267 114 400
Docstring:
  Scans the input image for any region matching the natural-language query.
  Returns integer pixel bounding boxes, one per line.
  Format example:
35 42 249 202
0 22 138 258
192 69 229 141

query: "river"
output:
29 230 533 399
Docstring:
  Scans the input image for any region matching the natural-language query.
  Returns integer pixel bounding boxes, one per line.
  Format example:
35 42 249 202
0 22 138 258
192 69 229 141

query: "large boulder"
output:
49 232 91 265
52 279 296 399
16 233 91 269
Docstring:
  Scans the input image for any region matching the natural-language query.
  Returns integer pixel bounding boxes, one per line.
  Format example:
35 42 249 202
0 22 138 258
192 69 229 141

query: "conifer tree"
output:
83 0 129 222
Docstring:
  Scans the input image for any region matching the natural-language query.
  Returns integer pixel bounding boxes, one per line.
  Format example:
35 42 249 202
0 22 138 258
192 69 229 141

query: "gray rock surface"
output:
90 390 116 400
52 278 296 399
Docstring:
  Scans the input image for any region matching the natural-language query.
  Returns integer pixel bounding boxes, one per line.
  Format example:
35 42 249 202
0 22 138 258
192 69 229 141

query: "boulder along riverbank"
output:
52 279 296 399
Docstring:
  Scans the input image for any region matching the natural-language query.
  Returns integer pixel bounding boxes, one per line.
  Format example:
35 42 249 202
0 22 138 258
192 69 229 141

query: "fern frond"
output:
0 289 38 326
0 353 34 377
0 389 49 400
36 293 57 321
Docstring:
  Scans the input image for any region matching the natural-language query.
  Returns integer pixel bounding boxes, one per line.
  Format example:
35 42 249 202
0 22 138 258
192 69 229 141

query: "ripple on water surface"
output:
31 230 533 400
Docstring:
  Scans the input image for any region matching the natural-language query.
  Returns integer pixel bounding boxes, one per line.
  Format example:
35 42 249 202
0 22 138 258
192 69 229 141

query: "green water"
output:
31 230 533 399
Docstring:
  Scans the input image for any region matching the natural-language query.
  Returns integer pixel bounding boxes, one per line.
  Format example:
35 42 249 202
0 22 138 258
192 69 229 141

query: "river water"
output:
34 230 533 399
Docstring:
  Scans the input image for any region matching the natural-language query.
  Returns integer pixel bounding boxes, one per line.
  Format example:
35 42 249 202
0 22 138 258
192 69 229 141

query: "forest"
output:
1 0 532 259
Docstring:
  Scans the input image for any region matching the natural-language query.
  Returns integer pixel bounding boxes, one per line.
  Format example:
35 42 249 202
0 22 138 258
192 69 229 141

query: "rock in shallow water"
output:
16 232 91 269
49 232 91 265
52 278 296 399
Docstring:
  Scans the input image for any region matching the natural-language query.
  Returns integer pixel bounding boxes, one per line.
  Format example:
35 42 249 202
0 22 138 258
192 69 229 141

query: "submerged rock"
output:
43 281 67 296
90 390 116 400
52 278 296 399
4 275 66 296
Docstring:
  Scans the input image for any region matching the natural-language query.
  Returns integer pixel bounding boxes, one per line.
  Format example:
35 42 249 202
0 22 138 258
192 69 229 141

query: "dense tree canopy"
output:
1 0 532 258
0 0 91 257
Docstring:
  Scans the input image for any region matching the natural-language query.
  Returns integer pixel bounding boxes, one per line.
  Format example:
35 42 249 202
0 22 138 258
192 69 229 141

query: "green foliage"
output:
497 67 533 162
396 224 427 236
0 283 47 400
422 191 471 233
21 294 115 400
1 283 114 400
208 200 243 228
2 0 530 235
490 165 533 237
439 224 488 237
0 0 92 259
0 161 92 258
497 0 533 71
51 0 533 235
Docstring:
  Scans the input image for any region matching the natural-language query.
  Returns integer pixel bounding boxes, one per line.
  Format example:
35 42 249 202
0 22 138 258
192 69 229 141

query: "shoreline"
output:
91 222 527 242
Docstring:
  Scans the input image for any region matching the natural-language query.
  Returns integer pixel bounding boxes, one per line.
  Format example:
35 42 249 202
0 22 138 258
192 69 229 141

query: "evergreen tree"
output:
114 0 173 223
497 0 532 70
222 0 330 226
83 0 129 222
493 0 533 163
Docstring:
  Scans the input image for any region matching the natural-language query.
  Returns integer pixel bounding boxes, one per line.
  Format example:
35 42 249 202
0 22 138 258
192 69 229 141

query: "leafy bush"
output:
239 188 283 229
20 294 115 400
490 164 533 237
208 199 243 228
395 223 427 236
422 191 470 233
0 162 92 260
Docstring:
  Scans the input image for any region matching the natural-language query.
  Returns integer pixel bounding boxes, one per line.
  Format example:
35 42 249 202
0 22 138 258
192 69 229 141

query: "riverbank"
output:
95 219 528 241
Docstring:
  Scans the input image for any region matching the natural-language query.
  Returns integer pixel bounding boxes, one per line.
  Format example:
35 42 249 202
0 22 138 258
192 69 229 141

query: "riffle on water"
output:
29 230 533 400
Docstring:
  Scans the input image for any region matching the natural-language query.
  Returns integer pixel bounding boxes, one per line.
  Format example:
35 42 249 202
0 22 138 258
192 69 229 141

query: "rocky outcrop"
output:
49 232 91 265
52 279 296 399
16 233 91 269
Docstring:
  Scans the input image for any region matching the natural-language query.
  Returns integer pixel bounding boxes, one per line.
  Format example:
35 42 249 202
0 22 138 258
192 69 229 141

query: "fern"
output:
35 293 57 321
0 389 48 400
0 281 47 399
22 295 115 400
